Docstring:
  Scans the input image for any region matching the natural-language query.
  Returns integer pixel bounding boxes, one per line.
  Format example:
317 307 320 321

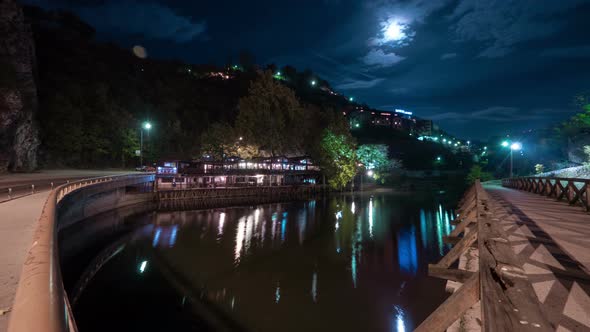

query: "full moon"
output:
384 20 406 42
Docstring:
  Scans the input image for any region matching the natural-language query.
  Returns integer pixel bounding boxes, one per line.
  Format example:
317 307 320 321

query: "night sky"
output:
23 0 590 139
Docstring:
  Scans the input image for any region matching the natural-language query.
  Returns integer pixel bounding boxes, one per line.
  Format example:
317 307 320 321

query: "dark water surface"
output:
65 191 459 332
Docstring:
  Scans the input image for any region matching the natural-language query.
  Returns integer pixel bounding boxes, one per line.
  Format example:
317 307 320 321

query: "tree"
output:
119 128 139 168
319 129 357 189
200 122 239 160
357 144 389 170
236 70 306 156
466 165 493 184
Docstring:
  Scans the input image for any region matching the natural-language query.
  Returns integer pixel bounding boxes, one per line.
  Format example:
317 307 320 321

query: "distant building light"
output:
380 112 391 116
395 109 413 115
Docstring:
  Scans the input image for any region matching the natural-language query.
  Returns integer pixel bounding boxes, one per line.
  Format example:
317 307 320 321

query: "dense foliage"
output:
318 130 357 189
466 165 493 184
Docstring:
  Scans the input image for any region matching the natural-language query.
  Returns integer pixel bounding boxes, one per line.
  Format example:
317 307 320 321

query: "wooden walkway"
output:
486 183 590 331
416 179 590 332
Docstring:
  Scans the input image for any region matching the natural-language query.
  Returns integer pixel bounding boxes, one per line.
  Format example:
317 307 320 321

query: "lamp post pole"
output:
140 128 144 167
502 140 521 178
140 122 152 168
510 148 513 178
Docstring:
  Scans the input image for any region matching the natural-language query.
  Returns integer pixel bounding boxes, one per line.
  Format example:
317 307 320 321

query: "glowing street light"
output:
436 156 442 162
510 142 522 151
501 140 509 147
349 97 354 102
367 170 374 177
311 80 317 86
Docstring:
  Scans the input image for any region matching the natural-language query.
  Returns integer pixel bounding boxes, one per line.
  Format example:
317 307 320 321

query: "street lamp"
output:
501 140 521 177
140 121 152 167
311 80 317 86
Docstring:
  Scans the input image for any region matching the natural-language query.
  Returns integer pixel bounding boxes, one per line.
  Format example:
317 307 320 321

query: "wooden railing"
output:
415 180 552 331
8 174 155 332
503 177 590 210
157 185 323 201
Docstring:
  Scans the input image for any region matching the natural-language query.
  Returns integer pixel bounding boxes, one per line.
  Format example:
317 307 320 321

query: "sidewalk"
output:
0 191 50 331
485 184 590 331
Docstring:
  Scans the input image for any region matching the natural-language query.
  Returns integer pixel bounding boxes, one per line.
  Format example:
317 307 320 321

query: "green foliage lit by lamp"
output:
534 164 545 174
356 144 400 182
319 130 357 190
466 165 493 184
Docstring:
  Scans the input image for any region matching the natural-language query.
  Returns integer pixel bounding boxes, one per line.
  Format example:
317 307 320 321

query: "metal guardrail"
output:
8 173 155 332
503 177 590 211
0 180 65 203
415 180 552 331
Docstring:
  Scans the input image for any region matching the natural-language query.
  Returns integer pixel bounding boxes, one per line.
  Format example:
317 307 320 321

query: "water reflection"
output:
151 225 179 248
419 205 455 256
74 193 459 332
397 225 418 275
311 272 318 303
393 305 408 332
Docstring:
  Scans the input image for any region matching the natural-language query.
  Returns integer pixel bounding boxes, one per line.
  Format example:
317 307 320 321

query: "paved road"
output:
0 170 138 202
0 170 137 331
485 184 590 331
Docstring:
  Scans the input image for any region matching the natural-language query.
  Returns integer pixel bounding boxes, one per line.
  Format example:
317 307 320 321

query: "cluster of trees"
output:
201 71 398 189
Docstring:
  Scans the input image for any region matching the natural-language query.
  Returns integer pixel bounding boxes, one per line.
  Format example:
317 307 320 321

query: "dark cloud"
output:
335 78 385 90
361 49 405 67
448 0 588 57
541 46 590 58
440 53 457 60
22 0 206 43
77 1 206 43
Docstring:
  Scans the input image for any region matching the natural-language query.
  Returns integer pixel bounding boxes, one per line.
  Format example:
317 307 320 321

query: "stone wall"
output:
0 0 39 172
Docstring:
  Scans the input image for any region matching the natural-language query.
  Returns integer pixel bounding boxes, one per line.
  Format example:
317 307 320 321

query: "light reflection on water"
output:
77 193 457 332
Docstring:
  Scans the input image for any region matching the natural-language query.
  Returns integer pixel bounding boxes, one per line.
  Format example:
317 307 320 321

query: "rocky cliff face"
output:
0 0 39 172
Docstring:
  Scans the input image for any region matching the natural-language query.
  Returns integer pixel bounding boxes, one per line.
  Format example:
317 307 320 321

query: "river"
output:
61 189 460 332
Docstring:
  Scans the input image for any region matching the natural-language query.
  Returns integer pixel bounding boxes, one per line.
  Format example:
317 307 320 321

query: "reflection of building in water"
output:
419 205 455 256
393 305 408 332
397 225 418 275
231 203 315 266
151 225 179 248
311 272 318 303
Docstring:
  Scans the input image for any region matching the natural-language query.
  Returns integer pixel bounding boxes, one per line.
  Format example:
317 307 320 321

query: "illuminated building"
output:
155 156 320 189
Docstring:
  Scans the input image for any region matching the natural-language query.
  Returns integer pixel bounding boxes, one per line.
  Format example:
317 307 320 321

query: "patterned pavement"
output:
485 184 590 332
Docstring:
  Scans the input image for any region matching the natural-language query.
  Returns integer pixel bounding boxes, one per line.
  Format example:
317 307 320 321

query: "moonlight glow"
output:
384 21 405 41
381 18 409 43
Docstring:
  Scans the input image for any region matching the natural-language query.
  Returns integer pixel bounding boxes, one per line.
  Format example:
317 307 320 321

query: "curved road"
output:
0 170 137 331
